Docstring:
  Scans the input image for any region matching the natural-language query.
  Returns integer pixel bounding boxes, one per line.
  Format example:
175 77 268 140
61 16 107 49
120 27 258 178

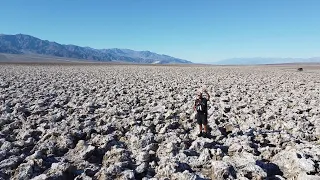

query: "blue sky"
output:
1 0 320 63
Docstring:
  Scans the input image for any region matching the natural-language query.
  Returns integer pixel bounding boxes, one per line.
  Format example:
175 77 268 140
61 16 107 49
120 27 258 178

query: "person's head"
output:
198 92 202 98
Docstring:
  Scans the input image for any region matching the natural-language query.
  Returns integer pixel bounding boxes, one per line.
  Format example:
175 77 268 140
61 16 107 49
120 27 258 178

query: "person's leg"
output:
204 124 208 133
199 124 203 132
197 124 203 137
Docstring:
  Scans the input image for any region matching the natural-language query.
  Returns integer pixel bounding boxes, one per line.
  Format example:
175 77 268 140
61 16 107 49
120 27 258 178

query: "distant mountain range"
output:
215 57 320 65
0 34 192 64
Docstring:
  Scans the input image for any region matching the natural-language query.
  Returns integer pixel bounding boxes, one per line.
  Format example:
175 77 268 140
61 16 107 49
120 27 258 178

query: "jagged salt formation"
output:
0 64 319 180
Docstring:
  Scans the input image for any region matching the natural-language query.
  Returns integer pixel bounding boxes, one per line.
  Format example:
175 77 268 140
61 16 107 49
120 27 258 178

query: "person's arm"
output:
204 90 210 101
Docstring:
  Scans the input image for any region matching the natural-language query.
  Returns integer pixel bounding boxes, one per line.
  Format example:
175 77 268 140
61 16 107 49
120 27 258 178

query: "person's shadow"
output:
204 126 216 139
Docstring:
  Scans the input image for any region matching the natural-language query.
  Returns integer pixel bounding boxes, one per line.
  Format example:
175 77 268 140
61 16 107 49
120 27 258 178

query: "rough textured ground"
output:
0 64 320 180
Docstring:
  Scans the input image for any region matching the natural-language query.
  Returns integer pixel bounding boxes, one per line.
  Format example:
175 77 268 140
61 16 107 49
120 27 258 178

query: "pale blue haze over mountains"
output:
1 0 320 64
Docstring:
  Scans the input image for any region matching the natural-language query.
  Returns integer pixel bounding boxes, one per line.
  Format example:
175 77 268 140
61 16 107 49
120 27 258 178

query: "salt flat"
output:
0 63 319 179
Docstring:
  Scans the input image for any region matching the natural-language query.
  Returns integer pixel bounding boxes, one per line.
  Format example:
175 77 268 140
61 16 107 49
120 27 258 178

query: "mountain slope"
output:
0 34 192 64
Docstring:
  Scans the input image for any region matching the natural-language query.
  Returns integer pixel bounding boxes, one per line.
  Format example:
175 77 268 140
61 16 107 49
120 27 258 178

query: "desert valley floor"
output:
0 63 319 180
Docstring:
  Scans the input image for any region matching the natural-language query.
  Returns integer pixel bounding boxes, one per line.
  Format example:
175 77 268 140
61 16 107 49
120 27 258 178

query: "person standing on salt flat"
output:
194 89 210 137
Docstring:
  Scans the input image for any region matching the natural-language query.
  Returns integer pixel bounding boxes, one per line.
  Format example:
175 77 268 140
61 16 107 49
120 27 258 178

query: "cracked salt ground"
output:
0 64 320 179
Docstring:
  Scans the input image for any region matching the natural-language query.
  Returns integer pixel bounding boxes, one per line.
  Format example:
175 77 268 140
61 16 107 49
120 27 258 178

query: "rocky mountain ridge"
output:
0 34 191 64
